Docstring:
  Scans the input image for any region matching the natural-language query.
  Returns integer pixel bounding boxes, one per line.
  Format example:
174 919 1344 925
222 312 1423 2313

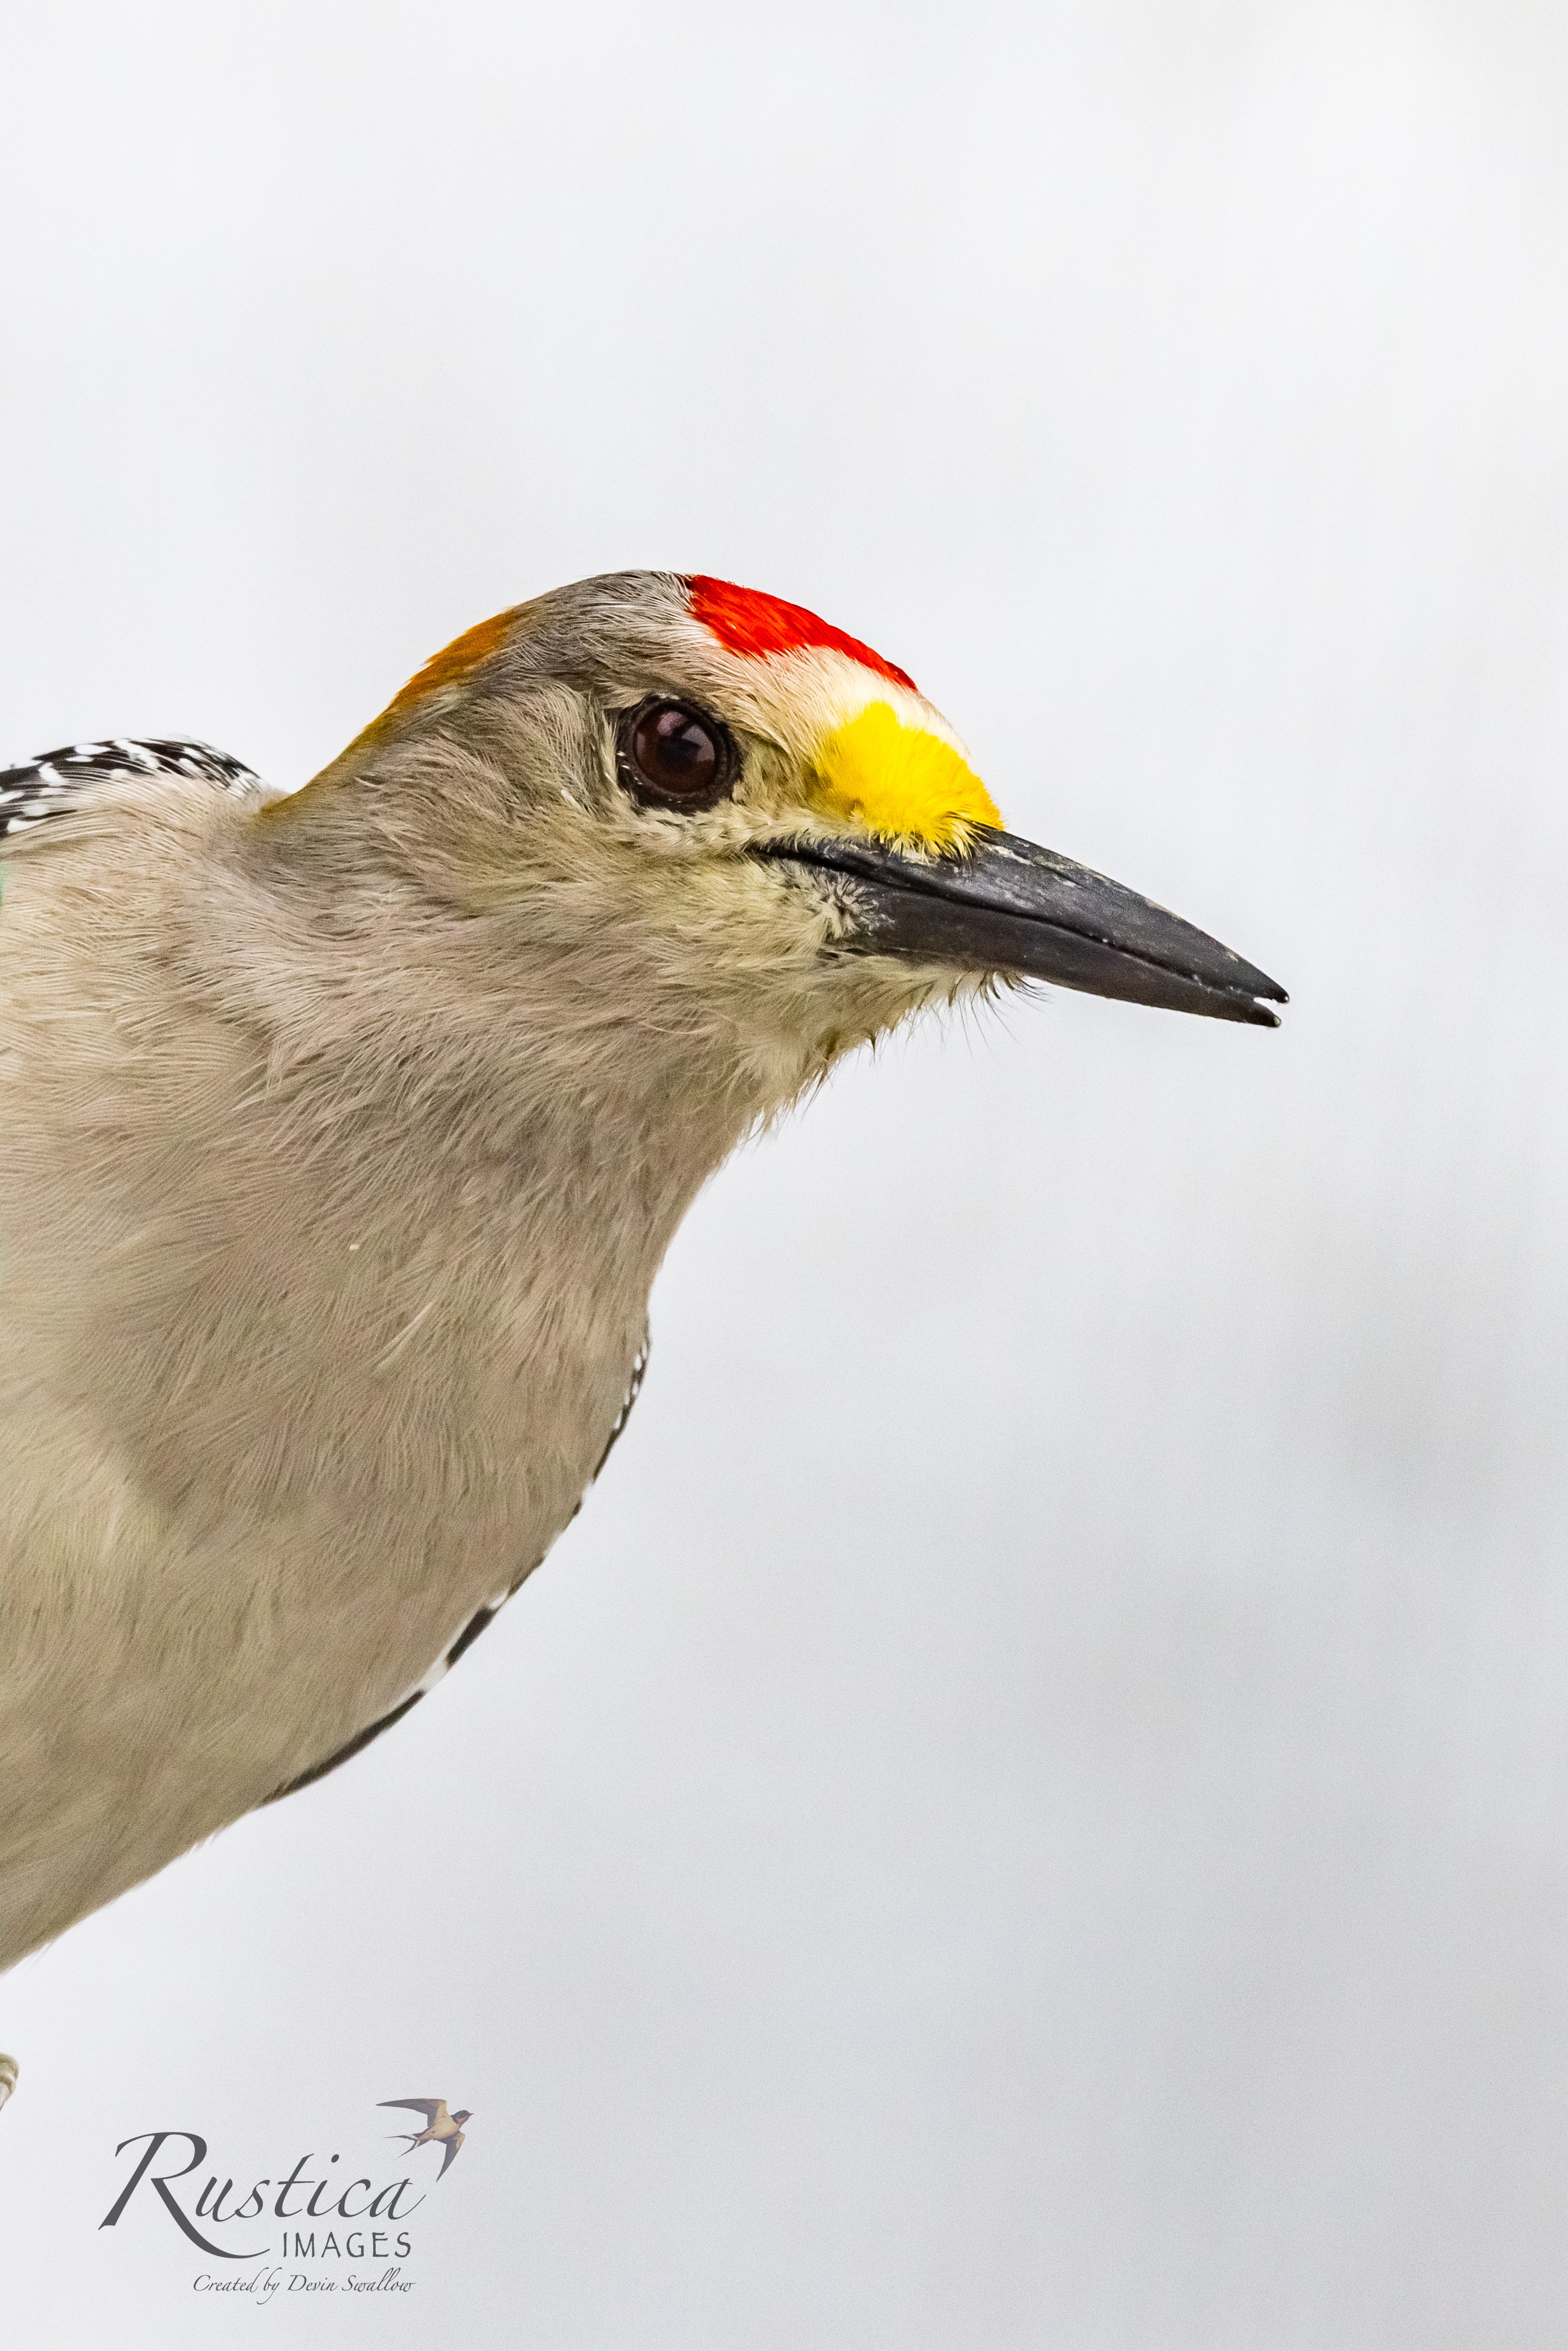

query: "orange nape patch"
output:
384 608 519 715
689 576 917 693
814 703 1001 851
254 605 525 817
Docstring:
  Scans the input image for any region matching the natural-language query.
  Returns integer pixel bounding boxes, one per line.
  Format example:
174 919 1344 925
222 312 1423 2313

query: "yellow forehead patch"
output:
812 702 1001 850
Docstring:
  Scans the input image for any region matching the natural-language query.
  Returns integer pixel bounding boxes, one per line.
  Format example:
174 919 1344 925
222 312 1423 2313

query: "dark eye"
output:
617 698 736 812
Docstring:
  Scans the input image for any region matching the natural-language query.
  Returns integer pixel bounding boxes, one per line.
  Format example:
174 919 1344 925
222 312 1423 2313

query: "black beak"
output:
759 823 1287 1027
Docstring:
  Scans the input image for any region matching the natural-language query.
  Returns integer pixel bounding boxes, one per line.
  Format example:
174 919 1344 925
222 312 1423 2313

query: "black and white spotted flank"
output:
0 738 264 840
266 1333 652 1804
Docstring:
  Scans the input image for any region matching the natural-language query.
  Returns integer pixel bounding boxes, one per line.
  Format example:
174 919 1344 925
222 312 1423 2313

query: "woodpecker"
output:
0 571 1284 2108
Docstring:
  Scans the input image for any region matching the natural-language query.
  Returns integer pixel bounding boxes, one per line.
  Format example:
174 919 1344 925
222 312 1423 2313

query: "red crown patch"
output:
687 576 917 694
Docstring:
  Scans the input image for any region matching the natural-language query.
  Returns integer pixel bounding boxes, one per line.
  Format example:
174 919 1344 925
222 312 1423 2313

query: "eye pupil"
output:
635 707 714 790
620 698 733 809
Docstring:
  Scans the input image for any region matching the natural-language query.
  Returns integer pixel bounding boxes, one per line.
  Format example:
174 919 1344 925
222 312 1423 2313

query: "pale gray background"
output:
2 1 1566 2343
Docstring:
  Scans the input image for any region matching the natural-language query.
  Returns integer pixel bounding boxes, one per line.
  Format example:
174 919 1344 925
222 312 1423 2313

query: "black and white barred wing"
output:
0 738 266 839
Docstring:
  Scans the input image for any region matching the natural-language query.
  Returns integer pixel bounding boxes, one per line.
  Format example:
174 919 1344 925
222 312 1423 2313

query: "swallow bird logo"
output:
378 2099 472 2178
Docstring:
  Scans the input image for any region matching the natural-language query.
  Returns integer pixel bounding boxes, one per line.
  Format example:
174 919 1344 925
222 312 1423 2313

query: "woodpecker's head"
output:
256 571 1282 1153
